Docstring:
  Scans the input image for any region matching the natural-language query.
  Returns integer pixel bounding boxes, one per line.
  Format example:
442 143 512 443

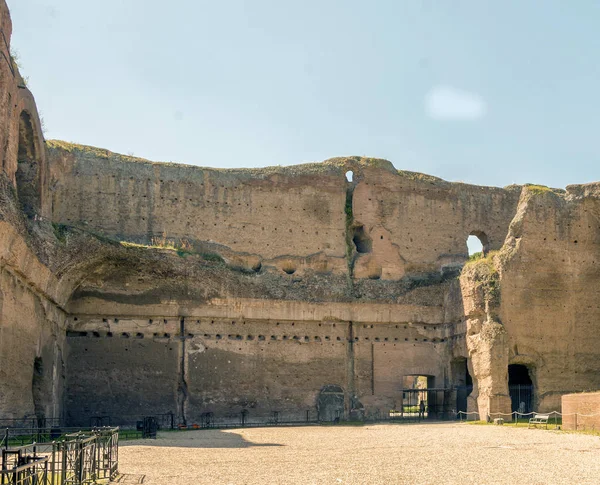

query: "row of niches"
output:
65 330 460 343
84 175 335 193
81 185 337 211
72 318 452 331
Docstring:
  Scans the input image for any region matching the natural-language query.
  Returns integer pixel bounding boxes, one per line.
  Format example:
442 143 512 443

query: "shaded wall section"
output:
64 336 179 427
63 314 457 425
0 265 66 422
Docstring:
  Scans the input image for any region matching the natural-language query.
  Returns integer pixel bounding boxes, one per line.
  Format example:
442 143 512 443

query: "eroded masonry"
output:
1 1 599 427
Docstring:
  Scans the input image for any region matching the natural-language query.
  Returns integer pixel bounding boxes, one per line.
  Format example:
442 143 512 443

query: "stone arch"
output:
16 110 41 217
467 230 490 256
317 385 345 422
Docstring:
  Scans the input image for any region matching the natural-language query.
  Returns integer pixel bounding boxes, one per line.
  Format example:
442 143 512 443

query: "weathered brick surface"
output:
0 0 599 425
562 392 600 431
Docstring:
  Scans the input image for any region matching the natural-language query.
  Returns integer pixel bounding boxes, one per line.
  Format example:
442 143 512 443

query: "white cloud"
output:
425 85 487 121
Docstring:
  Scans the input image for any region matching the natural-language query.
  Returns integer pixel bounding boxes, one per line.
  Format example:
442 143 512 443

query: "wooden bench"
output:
528 413 549 429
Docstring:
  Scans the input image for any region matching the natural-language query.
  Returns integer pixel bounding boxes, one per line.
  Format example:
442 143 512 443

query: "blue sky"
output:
8 0 600 188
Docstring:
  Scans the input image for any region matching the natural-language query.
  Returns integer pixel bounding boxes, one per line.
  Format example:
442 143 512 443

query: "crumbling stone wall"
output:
1 0 599 426
498 185 600 412
460 184 600 416
0 3 48 219
0 0 63 424
0 215 67 422
46 144 521 279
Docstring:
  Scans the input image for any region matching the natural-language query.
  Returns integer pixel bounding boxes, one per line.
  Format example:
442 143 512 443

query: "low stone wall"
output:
561 392 600 431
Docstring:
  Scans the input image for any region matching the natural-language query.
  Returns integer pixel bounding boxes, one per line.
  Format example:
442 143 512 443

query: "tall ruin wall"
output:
0 0 65 425
461 184 600 415
500 185 600 410
0 0 599 426
43 141 521 423
46 142 521 279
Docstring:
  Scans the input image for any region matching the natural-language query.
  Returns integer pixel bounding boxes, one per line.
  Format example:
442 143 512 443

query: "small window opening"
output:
467 231 489 257
352 225 372 253
345 170 353 182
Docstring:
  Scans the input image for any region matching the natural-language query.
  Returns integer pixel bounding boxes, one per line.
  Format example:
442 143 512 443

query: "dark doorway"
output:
32 356 45 426
508 364 533 413
317 385 344 422
16 111 40 218
453 359 473 414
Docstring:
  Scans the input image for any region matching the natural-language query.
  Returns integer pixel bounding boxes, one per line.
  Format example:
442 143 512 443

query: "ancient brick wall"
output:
0 0 14 174
499 185 600 412
43 143 527 423
0 1 63 425
64 336 179 428
352 165 521 280
0 222 67 423
46 142 348 267
461 184 600 416
63 302 459 424
562 392 600 431
47 145 521 280
0 0 49 219
2 0 600 426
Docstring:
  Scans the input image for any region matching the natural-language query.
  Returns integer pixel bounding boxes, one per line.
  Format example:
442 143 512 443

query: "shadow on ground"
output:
120 429 283 449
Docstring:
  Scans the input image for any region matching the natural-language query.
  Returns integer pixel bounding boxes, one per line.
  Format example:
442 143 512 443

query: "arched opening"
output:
281 260 297 275
317 385 344 422
16 111 41 218
467 231 489 258
508 364 533 414
452 358 473 414
32 356 45 426
352 225 372 253
345 170 353 183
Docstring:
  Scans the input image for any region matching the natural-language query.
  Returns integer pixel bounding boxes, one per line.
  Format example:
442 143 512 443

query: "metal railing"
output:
0 455 49 485
457 409 600 429
0 428 118 485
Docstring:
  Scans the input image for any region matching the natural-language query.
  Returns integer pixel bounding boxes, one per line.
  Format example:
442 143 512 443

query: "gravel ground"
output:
116 423 600 485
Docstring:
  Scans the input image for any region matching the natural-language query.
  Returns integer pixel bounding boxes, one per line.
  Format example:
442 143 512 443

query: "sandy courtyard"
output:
116 423 600 485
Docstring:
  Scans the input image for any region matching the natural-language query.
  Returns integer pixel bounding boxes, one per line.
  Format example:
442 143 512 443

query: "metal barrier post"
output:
50 441 55 485
61 441 67 485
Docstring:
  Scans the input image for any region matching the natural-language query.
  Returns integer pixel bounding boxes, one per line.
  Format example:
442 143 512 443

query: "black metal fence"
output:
90 413 175 431
509 384 534 413
0 427 118 485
